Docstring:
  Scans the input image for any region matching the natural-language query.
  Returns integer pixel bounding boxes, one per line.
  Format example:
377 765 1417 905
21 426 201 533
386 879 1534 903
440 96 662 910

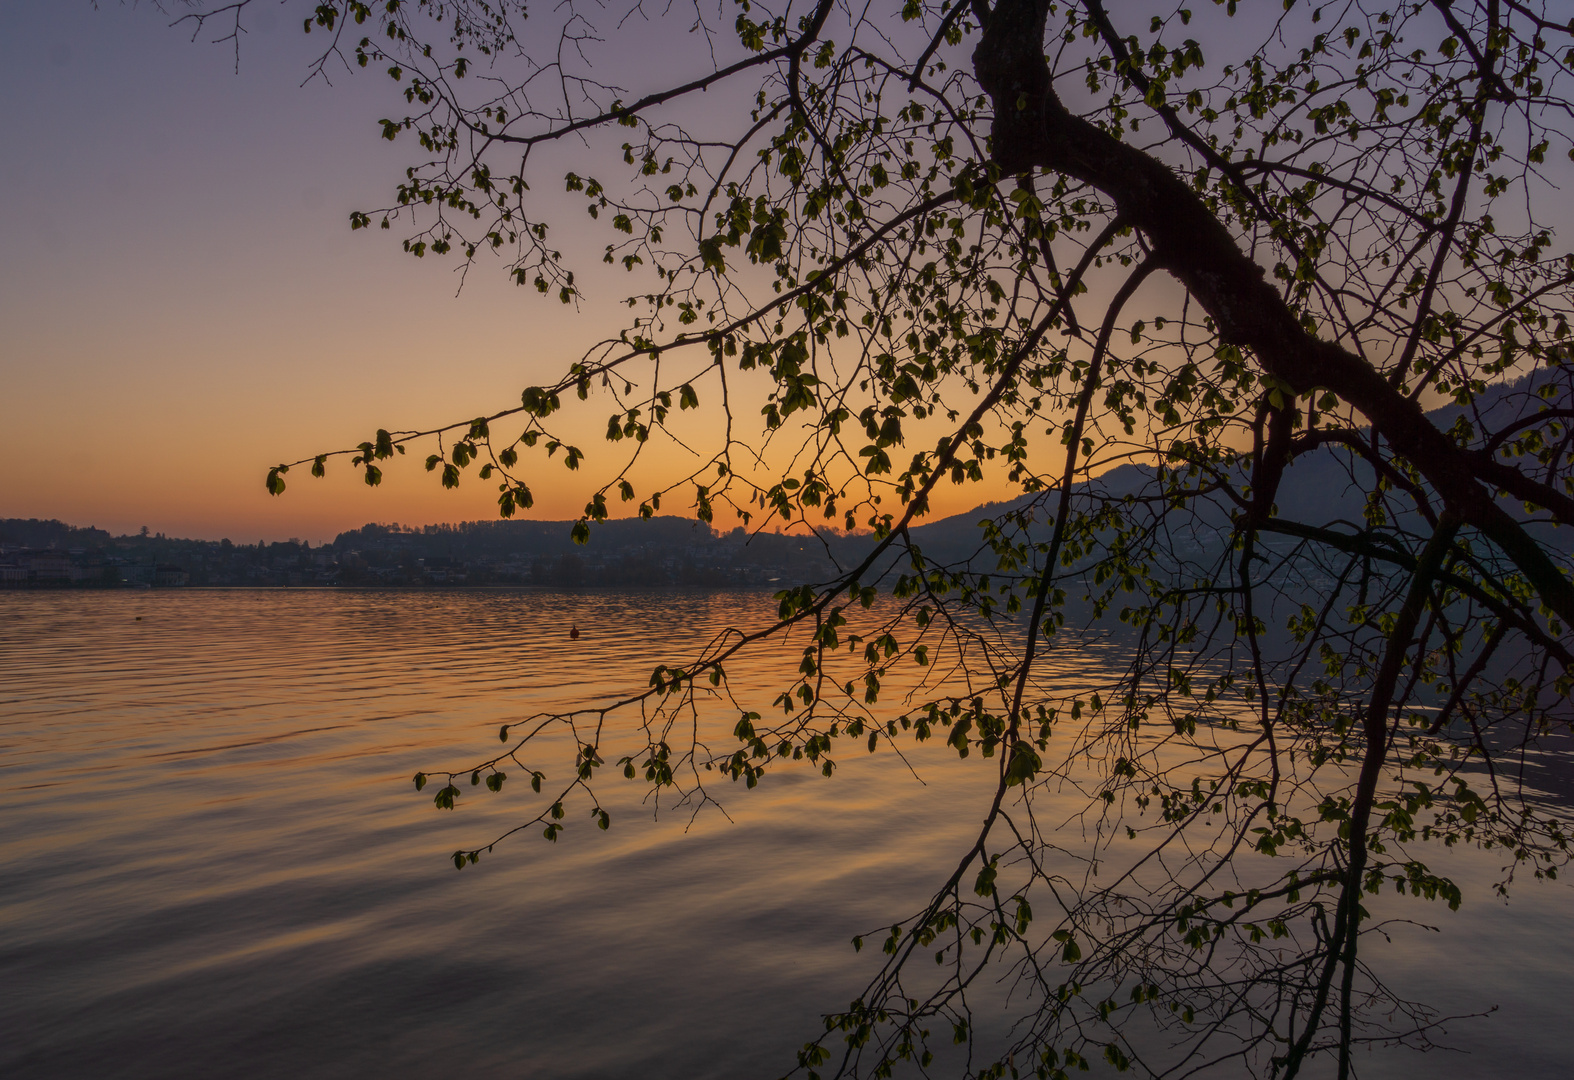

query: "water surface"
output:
1 590 1569 1077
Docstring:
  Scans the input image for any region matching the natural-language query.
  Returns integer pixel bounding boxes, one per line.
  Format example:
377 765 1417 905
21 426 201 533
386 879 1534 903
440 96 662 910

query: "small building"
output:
155 565 189 587
24 550 71 582
420 556 465 583
70 559 110 583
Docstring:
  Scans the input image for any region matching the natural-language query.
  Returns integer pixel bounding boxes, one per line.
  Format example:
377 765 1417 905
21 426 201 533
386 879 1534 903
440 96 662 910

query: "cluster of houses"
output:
0 547 189 588
0 517 843 590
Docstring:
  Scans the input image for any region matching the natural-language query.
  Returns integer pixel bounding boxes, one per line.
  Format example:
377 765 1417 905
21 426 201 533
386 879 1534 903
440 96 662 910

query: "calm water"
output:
1 590 1570 1078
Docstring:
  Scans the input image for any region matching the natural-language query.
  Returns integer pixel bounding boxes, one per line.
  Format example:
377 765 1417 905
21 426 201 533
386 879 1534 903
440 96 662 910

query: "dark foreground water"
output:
1 590 1570 1078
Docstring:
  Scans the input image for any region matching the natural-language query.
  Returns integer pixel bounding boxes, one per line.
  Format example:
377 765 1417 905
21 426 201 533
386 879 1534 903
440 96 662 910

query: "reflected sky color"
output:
3 590 1571 1078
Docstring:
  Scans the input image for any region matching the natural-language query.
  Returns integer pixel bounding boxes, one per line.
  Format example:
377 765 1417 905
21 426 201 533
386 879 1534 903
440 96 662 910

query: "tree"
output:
179 0 1573 1075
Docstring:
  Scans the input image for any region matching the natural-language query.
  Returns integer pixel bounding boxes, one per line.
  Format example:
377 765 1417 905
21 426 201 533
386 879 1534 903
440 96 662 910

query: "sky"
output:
2 1 1045 545
0 1 697 543
11 2 1544 545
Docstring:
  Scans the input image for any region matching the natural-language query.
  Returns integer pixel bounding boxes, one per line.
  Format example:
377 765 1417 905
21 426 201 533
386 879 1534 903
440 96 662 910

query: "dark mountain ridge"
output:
5 370 1565 588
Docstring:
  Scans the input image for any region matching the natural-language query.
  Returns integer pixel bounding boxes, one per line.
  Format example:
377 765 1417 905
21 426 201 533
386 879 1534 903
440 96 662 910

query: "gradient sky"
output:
0 1 676 542
15 2 1487 546
2 1 1040 544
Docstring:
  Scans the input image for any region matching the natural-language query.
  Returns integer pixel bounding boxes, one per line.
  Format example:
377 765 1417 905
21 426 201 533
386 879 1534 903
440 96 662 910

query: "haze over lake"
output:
3 590 1571 1078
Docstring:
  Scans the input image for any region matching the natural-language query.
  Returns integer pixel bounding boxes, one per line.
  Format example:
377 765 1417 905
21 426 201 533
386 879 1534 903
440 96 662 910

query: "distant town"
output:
21 422 1546 593
0 516 860 589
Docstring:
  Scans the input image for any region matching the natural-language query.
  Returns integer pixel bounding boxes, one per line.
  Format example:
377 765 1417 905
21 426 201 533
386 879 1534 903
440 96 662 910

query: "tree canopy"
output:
173 0 1574 1075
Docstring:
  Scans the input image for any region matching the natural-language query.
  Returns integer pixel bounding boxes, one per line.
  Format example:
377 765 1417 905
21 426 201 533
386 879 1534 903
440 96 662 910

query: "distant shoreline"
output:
0 582 798 593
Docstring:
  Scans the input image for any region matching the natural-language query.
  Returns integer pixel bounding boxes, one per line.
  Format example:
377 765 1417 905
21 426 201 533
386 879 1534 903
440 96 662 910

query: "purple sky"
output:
1 1 607 542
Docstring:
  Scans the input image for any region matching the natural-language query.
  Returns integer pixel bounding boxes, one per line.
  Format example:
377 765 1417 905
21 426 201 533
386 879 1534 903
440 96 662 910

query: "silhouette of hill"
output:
6 370 1564 588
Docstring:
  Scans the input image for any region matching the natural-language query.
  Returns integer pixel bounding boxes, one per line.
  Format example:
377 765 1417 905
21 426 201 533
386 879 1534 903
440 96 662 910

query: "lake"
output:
2 590 1570 1078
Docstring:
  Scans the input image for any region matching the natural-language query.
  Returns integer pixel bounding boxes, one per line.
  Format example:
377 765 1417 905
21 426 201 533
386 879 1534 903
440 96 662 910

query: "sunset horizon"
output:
6 3 1572 1079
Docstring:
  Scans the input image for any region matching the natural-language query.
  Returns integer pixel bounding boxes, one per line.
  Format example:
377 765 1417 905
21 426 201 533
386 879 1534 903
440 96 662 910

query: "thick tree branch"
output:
971 0 1574 629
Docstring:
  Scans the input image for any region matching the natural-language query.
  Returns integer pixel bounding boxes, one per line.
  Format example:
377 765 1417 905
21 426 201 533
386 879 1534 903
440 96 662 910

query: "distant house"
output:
154 565 189 587
24 550 71 582
419 556 465 583
0 563 25 586
69 556 109 583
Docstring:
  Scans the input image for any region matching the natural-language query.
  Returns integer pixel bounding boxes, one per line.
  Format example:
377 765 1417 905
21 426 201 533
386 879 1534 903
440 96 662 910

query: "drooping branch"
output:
971 0 1574 628
1282 513 1461 1079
